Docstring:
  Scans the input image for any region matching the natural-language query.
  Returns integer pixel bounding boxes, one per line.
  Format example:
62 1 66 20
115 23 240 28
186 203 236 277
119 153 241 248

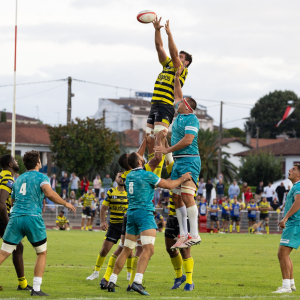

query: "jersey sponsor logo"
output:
111 205 127 213
158 74 171 81
280 239 290 243
6 180 14 188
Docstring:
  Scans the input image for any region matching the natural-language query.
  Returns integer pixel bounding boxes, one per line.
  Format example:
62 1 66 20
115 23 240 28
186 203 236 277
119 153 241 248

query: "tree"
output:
47 118 119 176
198 129 238 182
246 90 300 138
0 143 10 157
15 155 26 175
0 109 6 123
239 152 282 186
223 127 245 140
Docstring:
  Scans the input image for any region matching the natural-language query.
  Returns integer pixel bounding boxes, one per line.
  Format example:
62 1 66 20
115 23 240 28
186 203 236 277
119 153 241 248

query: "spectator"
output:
113 179 118 188
50 174 57 191
205 179 213 205
61 188 69 217
163 189 170 203
69 190 77 218
241 182 248 194
153 211 165 232
264 182 275 205
99 192 105 212
93 174 102 197
275 182 286 206
54 211 70 231
271 198 281 212
81 175 89 195
228 180 240 199
197 178 205 197
255 181 264 202
195 194 201 205
198 196 208 217
209 198 220 233
60 172 70 196
244 187 253 205
102 174 112 194
70 173 80 196
216 179 225 201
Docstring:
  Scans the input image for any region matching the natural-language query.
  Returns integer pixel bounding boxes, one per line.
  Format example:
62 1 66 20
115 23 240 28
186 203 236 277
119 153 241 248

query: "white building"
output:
221 138 253 168
93 98 214 132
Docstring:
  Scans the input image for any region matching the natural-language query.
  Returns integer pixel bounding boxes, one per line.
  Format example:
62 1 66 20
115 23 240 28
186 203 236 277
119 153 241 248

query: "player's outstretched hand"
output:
152 16 164 30
100 222 108 231
65 202 76 212
278 217 287 229
181 172 192 182
165 20 171 35
153 145 168 154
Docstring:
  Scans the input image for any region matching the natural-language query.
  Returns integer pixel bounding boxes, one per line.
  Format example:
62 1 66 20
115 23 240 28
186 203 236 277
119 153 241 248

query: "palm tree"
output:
198 129 238 182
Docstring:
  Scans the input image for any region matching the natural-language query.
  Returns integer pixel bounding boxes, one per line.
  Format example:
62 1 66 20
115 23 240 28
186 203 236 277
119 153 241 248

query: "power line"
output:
0 78 67 88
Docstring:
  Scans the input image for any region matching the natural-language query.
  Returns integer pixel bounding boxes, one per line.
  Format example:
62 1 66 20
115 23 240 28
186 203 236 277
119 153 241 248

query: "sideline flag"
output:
275 106 295 127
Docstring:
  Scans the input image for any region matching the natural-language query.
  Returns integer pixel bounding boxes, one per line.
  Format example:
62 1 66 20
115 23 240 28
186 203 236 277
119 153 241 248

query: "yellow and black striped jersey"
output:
103 187 128 224
56 215 69 226
151 57 188 106
259 201 270 214
0 170 14 213
82 193 95 207
121 170 131 183
168 192 176 216
144 154 166 178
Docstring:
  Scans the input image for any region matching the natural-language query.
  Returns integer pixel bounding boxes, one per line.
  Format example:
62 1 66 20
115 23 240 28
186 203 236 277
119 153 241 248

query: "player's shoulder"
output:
107 188 114 195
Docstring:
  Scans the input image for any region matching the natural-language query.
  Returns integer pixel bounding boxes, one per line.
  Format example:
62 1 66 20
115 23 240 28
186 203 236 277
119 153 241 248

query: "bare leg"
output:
12 242 25 278
0 250 11 265
278 246 293 279
34 251 47 277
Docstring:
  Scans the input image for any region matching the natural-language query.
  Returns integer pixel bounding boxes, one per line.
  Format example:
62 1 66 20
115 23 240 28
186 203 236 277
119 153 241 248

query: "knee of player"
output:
143 245 154 257
15 242 24 254
100 247 110 257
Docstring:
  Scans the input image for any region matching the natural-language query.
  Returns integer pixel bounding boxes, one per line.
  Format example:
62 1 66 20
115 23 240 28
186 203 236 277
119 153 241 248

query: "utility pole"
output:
103 109 106 126
256 126 259 149
67 77 74 125
218 101 223 176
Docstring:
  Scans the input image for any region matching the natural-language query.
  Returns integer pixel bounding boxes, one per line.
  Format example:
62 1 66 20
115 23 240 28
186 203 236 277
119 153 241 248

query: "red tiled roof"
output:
4 112 38 122
0 123 51 145
250 138 285 148
235 139 300 157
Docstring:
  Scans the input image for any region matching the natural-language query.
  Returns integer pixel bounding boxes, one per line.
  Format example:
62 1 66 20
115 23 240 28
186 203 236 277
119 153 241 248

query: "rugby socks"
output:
109 273 118 284
81 227 84 230
126 257 133 280
103 254 117 281
186 205 198 238
225 229 228 233
175 207 188 237
248 227 251 234
129 256 139 285
95 254 106 271
134 273 143 285
266 226 269 234
236 225 240 233
230 225 233 233
183 257 194 284
170 253 183 278
18 277 28 289
33 277 42 292
282 279 290 289
291 279 295 286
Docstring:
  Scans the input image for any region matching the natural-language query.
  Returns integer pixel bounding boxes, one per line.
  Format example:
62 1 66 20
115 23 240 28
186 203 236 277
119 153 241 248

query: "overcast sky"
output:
1 0 300 130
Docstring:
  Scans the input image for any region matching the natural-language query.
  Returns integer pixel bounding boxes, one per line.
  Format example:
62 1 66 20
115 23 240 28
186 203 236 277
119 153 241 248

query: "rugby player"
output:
221 197 230 233
86 172 128 281
147 17 192 156
273 164 300 293
78 187 95 231
230 197 241 233
0 154 31 291
154 65 201 248
250 197 271 234
54 210 70 230
247 198 258 233
107 152 191 295
0 150 75 296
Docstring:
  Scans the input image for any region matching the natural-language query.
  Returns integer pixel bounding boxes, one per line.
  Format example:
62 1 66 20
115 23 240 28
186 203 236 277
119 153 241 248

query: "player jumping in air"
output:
0 151 75 296
146 17 192 160
0 154 31 291
154 65 201 249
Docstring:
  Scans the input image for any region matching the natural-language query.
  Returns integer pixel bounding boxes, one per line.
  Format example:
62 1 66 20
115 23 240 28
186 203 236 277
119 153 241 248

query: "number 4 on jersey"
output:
20 183 26 195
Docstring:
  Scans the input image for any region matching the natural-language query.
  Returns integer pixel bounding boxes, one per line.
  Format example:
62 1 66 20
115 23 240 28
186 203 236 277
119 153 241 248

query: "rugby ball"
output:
137 10 156 24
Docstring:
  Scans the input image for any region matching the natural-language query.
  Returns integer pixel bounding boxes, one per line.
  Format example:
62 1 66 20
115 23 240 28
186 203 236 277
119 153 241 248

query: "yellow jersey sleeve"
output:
166 161 174 175
160 57 172 67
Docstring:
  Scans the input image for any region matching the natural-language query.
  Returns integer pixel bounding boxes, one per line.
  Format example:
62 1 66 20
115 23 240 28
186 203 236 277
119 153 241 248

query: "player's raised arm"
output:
165 20 181 68
137 136 147 156
174 65 183 105
153 16 168 63
42 184 76 212
158 172 191 190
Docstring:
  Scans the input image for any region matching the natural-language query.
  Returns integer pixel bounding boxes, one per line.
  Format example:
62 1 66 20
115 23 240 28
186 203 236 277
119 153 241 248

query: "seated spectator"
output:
244 187 253 205
209 198 220 233
153 211 165 232
55 211 70 231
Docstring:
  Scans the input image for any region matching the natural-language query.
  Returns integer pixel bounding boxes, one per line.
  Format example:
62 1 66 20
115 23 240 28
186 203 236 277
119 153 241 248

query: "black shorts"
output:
231 216 240 222
157 223 163 229
210 215 219 222
147 103 175 126
82 206 91 217
165 215 190 240
222 214 230 221
121 214 127 236
0 217 6 238
106 222 122 244
260 214 269 220
91 210 96 218
248 217 256 221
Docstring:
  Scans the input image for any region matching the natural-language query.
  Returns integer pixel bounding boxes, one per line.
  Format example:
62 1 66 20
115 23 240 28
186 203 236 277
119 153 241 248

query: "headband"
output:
183 98 194 113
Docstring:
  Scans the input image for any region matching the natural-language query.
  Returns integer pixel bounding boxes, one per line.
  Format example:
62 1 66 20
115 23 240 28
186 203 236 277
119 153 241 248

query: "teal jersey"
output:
125 168 161 212
171 113 200 157
10 171 50 217
284 181 300 225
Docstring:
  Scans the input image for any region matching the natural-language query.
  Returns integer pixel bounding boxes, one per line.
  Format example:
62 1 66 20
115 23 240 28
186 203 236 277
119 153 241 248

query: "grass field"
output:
0 230 300 299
